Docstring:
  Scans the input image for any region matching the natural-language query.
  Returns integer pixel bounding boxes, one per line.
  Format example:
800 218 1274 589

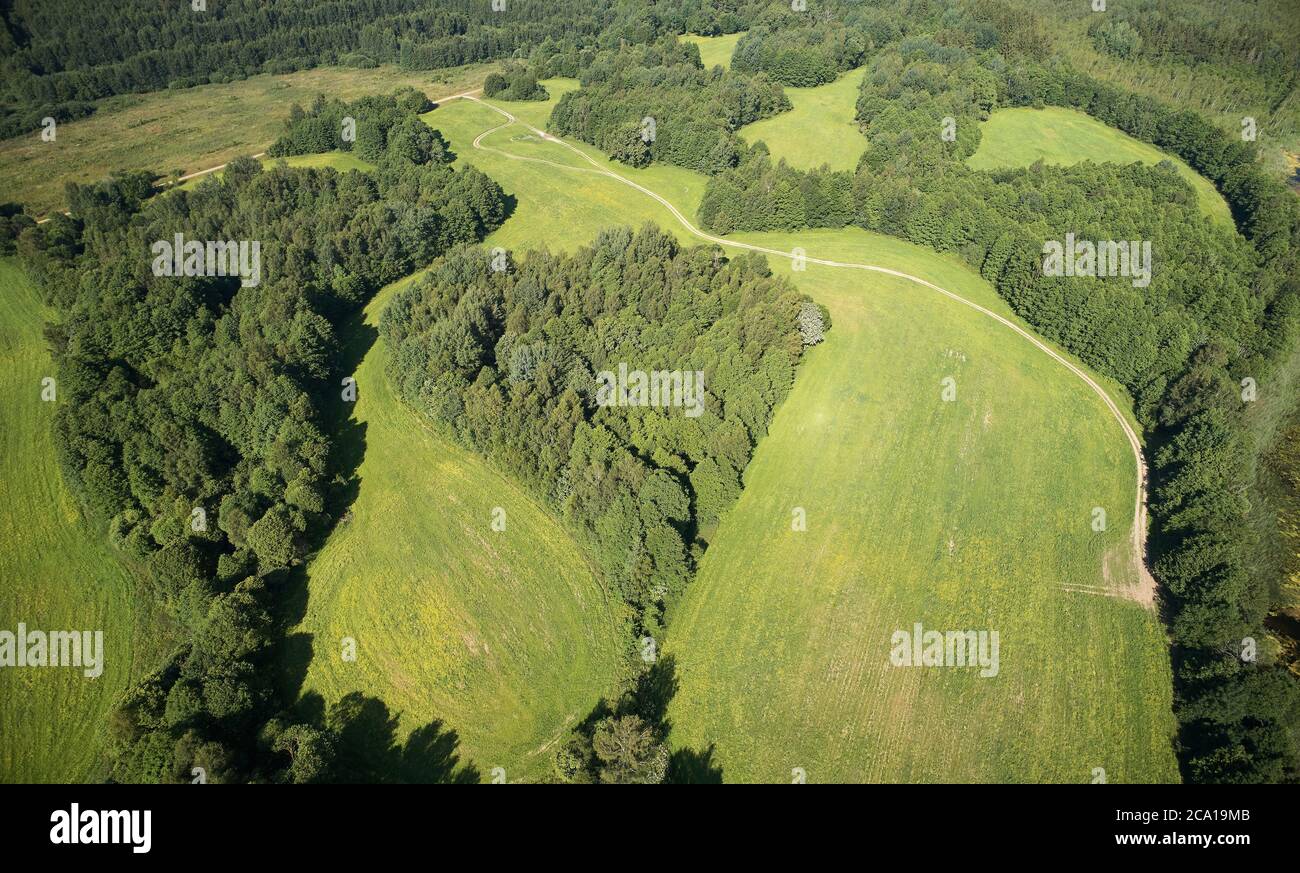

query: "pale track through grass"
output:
457 93 1155 605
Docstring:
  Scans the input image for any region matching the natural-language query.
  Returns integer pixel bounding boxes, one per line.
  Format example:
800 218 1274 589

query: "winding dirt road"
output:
461 94 1155 605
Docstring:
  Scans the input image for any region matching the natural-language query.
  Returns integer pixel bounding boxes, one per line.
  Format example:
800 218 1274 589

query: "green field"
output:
0 62 492 218
0 260 167 782
663 229 1179 782
292 271 627 782
738 67 868 172
425 82 708 251
968 106 1233 226
681 32 744 70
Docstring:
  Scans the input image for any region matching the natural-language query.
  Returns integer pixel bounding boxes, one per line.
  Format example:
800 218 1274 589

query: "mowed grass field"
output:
292 271 627 782
0 260 168 782
738 67 868 171
437 91 1179 781
663 230 1179 782
0 63 492 218
681 32 744 70
968 106 1233 226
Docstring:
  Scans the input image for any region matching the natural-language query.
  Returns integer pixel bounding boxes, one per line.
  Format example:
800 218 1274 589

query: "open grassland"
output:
424 81 707 251
738 67 868 172
444 92 1178 782
969 108 1233 226
681 32 744 70
0 63 493 218
663 229 1178 782
0 260 168 782
293 271 627 782
0 64 1181 782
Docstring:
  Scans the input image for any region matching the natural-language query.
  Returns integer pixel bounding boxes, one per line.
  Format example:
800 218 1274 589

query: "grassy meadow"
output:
969 106 1234 225
0 59 1184 783
663 229 1178 782
0 260 169 782
424 82 708 251
681 32 744 70
738 67 868 171
0 63 493 218
292 271 627 782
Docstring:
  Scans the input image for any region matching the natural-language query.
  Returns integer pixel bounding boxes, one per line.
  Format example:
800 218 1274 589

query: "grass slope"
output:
0 63 492 218
664 229 1178 783
738 67 868 172
439 92 1178 782
681 32 744 70
293 272 626 782
968 106 1233 226
0 259 166 782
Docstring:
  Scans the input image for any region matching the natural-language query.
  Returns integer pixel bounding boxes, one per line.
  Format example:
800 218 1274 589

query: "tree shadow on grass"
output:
298 690 480 784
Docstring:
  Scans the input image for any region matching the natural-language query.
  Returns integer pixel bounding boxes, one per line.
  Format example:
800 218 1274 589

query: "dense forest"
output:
12 111 507 782
0 0 767 141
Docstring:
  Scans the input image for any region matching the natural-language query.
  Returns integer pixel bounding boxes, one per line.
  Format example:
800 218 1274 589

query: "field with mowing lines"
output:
0 63 492 218
292 271 626 782
682 32 744 70
663 229 1179 782
739 67 868 171
436 93 1178 782
968 106 1233 226
0 260 170 783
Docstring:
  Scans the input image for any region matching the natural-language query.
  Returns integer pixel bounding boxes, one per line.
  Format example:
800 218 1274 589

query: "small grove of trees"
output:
379 224 826 637
267 89 451 166
15 107 508 782
731 23 866 87
548 38 790 175
483 64 549 101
